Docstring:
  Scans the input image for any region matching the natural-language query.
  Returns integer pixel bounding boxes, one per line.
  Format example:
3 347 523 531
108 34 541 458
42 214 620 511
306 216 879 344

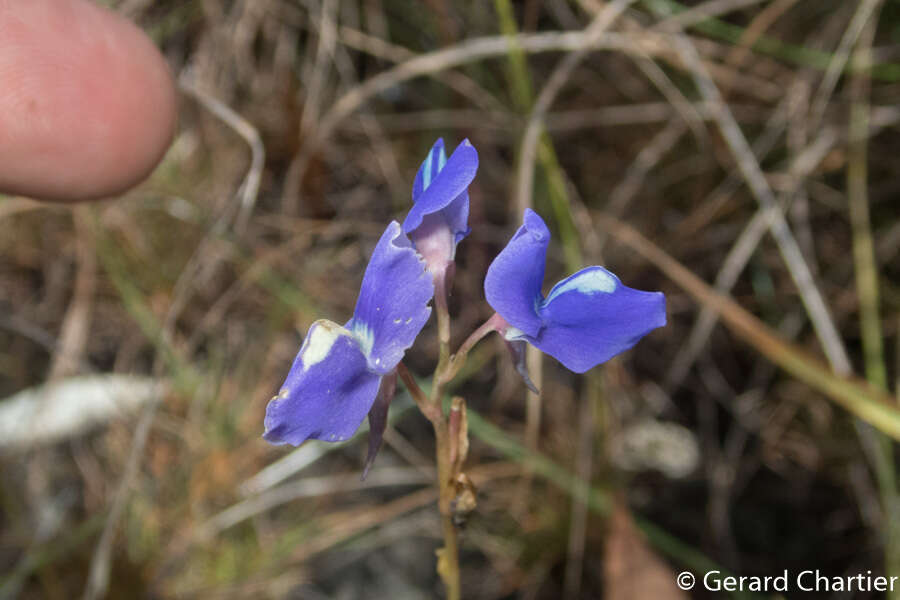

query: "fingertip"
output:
0 0 178 202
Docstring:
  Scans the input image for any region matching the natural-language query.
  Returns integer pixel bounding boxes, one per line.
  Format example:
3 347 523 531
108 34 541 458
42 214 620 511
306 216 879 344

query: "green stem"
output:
846 5 899 595
397 362 440 424
434 271 452 374
433 419 461 600
441 314 503 384
414 265 467 599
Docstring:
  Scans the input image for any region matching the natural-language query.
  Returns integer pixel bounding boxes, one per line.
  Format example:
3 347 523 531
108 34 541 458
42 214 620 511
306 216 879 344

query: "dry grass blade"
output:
48 208 96 380
666 32 853 377
197 467 433 541
288 488 438 565
844 2 899 589
299 0 338 140
628 52 708 145
721 0 799 92
665 115 832 390
606 120 687 220
284 462 519 565
82 391 164 600
563 382 597 599
848 0 888 392
282 29 664 203
178 76 265 234
595 213 900 441
808 0 883 130
654 0 766 31
515 0 637 217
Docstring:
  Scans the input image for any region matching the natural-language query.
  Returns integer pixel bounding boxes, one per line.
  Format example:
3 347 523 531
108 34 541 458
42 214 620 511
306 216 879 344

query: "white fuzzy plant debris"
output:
0 375 165 451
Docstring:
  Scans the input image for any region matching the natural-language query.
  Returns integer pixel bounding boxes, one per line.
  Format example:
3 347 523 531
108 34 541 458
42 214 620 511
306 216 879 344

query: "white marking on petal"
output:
546 269 616 304
503 326 527 341
422 151 433 190
301 321 351 371
350 321 375 358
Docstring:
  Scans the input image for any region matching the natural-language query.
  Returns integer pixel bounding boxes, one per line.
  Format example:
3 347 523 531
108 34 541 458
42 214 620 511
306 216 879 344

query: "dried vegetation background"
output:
2 0 900 598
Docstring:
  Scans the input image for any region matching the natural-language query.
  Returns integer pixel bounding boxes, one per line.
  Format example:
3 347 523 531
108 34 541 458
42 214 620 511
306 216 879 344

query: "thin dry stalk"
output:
178 77 264 235
197 467 434 540
666 32 853 376
606 120 687 222
82 389 163 600
281 29 662 207
48 208 96 380
847 3 888 392
721 0 799 93
514 0 636 217
666 117 836 390
596 213 900 442
654 0 768 31
563 382 596 598
299 0 338 140
673 96 790 240
808 0 883 131
338 25 508 113
665 106 900 389
628 53 708 145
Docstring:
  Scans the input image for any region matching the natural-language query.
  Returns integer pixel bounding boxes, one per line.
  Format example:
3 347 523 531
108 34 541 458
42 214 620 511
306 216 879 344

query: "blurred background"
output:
2 0 900 598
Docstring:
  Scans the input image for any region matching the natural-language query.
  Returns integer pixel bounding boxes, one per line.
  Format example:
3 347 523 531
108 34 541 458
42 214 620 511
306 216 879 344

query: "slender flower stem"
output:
417 267 464 600
433 417 461 600
399 358 461 600
397 362 440 424
457 313 505 360
383 362 465 599
434 268 452 373
441 313 504 384
415 307 502 600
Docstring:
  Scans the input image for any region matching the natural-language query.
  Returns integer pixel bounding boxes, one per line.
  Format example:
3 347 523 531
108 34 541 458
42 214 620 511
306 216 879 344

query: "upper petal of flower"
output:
483 208 549 337
412 138 447 203
347 221 434 374
530 267 667 372
264 320 383 446
402 139 478 247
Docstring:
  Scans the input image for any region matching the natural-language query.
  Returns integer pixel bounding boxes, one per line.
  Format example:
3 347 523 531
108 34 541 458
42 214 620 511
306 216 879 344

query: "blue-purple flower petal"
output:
264 320 382 446
486 211 666 373
402 139 478 249
412 138 447 203
347 221 434 374
531 267 667 373
363 370 397 479
483 208 548 337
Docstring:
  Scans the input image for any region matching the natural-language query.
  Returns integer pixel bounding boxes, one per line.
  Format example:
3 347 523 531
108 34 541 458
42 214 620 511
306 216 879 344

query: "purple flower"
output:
485 209 666 373
264 221 433 446
402 138 478 277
